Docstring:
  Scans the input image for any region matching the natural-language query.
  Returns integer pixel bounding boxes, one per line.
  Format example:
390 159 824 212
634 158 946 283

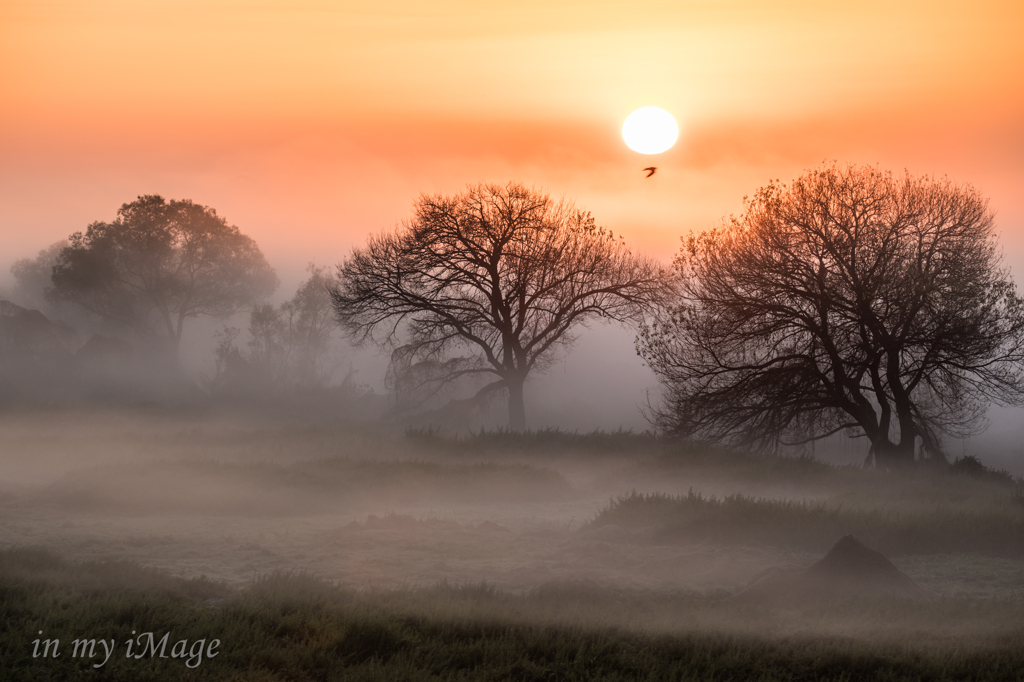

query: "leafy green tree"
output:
50 195 277 357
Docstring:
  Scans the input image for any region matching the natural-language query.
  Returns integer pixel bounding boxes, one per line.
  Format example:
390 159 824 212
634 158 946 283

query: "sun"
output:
622 107 679 154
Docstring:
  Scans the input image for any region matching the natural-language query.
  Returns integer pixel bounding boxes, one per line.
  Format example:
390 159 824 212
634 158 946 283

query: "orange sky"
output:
2 0 1023 292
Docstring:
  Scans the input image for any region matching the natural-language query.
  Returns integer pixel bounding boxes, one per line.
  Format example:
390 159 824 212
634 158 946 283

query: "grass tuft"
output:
588 490 1024 557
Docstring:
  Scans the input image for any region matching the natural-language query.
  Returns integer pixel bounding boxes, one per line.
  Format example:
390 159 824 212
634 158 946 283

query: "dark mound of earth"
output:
735 535 930 602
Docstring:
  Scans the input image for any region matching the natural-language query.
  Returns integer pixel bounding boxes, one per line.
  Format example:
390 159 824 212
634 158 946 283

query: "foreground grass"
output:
589 490 1024 558
3 548 1024 682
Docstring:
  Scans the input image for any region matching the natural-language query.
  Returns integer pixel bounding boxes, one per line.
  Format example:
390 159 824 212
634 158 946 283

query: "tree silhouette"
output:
210 264 343 391
638 164 1024 468
10 241 68 312
283 264 342 386
50 195 277 357
330 182 669 429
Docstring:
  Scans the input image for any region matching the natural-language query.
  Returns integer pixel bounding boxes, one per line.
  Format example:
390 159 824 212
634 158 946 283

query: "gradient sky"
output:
3 0 1023 441
3 0 1023 290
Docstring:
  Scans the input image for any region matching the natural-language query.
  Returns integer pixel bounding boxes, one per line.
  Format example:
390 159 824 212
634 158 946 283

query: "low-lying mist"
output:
2 406 1023 680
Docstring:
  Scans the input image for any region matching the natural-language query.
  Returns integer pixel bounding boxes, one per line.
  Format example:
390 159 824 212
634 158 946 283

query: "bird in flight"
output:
643 167 657 177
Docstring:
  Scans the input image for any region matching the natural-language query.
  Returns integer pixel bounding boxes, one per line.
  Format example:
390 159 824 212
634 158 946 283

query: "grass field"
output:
1 406 1023 680
4 548 1024 682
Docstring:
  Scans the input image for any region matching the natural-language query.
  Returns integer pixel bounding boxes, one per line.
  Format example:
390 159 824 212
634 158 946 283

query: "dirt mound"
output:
805 535 926 597
735 535 929 602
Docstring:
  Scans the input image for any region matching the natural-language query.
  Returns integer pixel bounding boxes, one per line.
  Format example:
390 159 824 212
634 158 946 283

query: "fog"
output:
2 402 1023 668
3 250 1019 463
4 0 1024 674
2 223 1024 680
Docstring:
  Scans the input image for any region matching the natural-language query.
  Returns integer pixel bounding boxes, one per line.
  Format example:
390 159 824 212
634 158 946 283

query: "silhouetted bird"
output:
643 167 657 177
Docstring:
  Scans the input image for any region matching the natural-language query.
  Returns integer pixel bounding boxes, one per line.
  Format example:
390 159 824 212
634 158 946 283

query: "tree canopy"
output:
50 195 277 356
330 182 669 429
638 164 1024 467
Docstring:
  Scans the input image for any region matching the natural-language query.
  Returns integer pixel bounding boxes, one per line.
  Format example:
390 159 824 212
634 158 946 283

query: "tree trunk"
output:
870 437 915 470
507 376 527 431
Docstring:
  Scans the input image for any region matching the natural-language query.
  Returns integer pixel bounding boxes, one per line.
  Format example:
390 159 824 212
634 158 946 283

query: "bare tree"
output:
638 164 1024 468
49 195 278 357
330 182 669 430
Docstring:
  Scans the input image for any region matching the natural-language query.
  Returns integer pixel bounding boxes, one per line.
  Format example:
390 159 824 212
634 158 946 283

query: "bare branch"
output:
330 182 672 429
639 164 1024 467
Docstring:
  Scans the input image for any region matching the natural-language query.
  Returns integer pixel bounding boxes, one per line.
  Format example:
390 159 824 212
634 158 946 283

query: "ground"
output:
1 405 1023 680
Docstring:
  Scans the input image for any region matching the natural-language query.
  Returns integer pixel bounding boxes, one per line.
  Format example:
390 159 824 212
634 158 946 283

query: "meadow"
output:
1 405 1023 680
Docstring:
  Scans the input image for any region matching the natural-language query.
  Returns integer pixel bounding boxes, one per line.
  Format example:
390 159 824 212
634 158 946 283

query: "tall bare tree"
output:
330 182 669 429
49 195 278 357
638 164 1024 468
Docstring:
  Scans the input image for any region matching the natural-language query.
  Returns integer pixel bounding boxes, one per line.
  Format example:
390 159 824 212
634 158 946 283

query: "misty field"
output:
2 406 1024 680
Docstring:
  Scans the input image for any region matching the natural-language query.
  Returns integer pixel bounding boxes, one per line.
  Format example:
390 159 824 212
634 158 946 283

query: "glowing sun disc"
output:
622 107 679 154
